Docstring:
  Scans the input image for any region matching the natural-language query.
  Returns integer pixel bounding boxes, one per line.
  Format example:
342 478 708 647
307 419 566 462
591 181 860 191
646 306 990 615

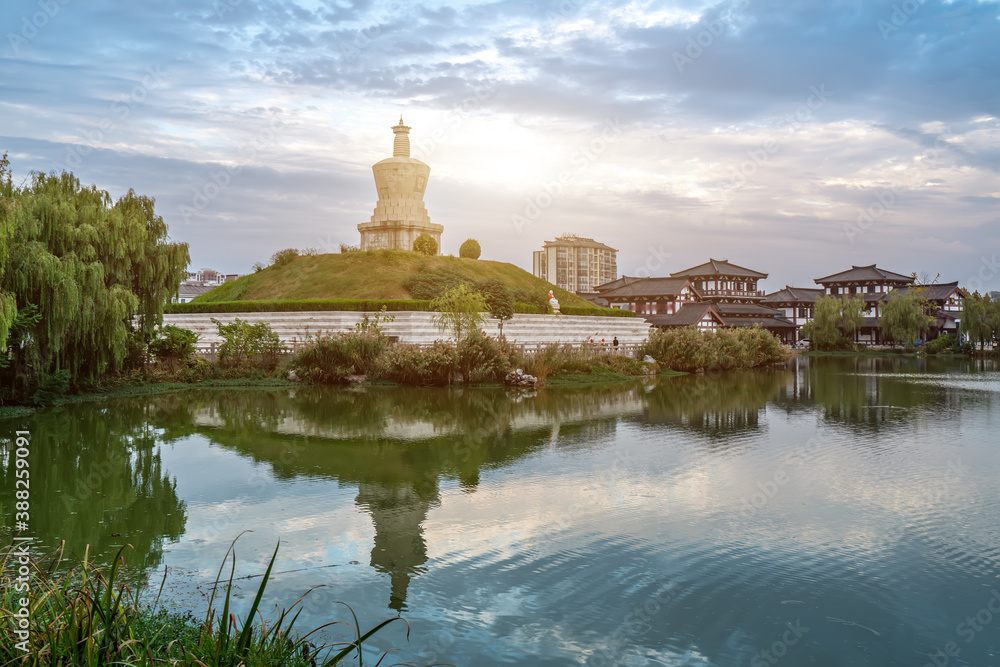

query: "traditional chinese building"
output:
358 118 443 252
668 259 797 342
814 264 915 344
762 286 825 343
645 302 724 332
590 276 700 315
881 281 967 341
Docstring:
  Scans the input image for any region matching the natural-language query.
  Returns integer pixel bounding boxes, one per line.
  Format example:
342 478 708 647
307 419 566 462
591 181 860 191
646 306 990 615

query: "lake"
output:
2 356 998 666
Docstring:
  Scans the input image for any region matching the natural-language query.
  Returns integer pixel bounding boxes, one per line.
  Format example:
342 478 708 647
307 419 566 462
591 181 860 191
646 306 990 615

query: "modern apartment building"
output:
532 235 618 293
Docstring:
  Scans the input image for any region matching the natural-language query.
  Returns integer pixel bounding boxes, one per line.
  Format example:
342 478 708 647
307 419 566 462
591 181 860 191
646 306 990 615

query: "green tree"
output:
879 288 935 347
986 296 1000 345
459 238 481 259
0 162 189 393
801 295 865 350
960 292 992 350
0 154 16 346
431 283 487 340
412 233 438 256
477 279 514 336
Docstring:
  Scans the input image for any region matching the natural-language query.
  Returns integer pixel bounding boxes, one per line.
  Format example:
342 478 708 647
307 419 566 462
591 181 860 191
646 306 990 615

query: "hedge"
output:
166 299 435 314
166 299 637 318
561 306 637 317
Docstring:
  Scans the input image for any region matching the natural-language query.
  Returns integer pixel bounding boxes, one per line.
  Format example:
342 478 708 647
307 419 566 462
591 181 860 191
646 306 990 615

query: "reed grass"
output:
1 534 444 666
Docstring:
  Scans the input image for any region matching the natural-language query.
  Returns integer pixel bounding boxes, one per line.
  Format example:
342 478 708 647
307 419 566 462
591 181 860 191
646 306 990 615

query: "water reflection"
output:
640 369 789 442
0 400 186 585
2 355 995 620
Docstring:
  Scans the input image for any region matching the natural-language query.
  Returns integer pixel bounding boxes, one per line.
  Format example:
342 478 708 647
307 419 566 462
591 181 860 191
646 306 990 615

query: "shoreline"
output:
0 371 694 421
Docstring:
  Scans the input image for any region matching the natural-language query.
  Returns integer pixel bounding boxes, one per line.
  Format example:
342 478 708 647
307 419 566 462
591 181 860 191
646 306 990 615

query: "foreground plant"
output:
1 535 443 666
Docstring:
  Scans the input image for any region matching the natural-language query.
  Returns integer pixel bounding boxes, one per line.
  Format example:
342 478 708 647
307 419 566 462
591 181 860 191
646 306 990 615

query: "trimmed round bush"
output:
413 234 438 256
459 239 481 259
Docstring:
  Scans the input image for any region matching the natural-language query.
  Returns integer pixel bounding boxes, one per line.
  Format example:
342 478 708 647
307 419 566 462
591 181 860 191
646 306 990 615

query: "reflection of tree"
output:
640 370 788 443
802 357 943 431
0 401 187 586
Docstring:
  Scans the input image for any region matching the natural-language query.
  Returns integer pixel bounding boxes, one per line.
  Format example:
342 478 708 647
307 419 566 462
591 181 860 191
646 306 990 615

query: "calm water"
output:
2 356 999 666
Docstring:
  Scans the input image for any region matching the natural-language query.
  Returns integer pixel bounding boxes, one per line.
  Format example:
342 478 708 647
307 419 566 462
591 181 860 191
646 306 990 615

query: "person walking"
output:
613 336 619 352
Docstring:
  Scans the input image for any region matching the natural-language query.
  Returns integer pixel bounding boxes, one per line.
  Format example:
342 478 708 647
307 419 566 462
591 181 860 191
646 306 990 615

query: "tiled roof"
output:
575 291 610 307
714 303 784 317
645 303 722 327
886 281 965 303
598 277 696 301
670 258 768 280
814 264 914 285
178 283 216 298
762 286 825 304
593 276 638 292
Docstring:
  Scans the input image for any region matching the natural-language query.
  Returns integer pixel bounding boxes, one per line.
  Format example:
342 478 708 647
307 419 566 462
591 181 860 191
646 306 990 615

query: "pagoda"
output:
357 117 443 252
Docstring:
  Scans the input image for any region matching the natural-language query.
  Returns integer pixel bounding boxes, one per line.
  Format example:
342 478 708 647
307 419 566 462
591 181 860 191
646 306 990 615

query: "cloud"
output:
1 0 998 289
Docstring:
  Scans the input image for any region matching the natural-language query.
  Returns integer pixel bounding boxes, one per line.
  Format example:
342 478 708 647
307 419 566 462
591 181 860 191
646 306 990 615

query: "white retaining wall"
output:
162 311 652 351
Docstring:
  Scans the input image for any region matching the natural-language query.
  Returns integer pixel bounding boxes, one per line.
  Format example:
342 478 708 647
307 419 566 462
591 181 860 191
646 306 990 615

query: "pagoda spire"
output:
392 117 411 157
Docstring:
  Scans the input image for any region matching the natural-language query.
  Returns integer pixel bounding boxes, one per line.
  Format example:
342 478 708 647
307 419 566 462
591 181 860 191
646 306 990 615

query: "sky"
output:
1 0 999 293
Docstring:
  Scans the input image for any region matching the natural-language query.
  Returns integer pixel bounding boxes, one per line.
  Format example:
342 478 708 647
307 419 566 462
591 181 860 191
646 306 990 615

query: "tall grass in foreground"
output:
1 536 442 666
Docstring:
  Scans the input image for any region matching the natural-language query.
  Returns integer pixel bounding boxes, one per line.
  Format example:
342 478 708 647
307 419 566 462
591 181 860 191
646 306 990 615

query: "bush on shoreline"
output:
639 326 789 372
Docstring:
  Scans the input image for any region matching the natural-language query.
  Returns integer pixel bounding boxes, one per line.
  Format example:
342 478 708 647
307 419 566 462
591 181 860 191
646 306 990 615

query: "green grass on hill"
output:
193 250 597 308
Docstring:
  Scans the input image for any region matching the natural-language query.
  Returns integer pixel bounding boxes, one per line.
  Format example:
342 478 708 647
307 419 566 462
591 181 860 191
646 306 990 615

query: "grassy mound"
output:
194 250 596 309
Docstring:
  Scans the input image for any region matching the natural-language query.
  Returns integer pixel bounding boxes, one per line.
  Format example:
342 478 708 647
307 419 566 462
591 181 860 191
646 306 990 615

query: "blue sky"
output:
2 0 999 291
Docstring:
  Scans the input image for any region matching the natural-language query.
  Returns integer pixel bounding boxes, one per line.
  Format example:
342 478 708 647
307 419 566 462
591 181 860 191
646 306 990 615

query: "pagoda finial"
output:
391 117 411 157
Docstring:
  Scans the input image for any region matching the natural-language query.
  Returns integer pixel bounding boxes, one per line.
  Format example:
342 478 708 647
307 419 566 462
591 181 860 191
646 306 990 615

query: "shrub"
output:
374 341 457 385
412 233 438 256
476 279 514 333
149 325 199 368
560 306 636 317
288 332 386 383
269 247 299 268
459 238 482 259
512 289 547 310
403 267 466 300
339 243 360 253
457 330 515 382
212 318 284 369
926 333 959 355
639 326 788 372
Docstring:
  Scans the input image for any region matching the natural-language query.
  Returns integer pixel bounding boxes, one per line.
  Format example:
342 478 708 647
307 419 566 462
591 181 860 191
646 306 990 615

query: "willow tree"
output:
0 154 16 345
0 162 189 388
801 295 865 350
879 288 935 346
960 293 993 350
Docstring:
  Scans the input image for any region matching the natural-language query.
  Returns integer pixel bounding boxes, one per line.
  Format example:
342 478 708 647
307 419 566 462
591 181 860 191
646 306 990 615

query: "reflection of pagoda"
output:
357 118 443 252
356 481 439 612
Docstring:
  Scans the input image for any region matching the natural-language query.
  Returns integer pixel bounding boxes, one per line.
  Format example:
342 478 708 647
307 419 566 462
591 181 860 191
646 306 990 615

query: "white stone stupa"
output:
357 117 443 252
